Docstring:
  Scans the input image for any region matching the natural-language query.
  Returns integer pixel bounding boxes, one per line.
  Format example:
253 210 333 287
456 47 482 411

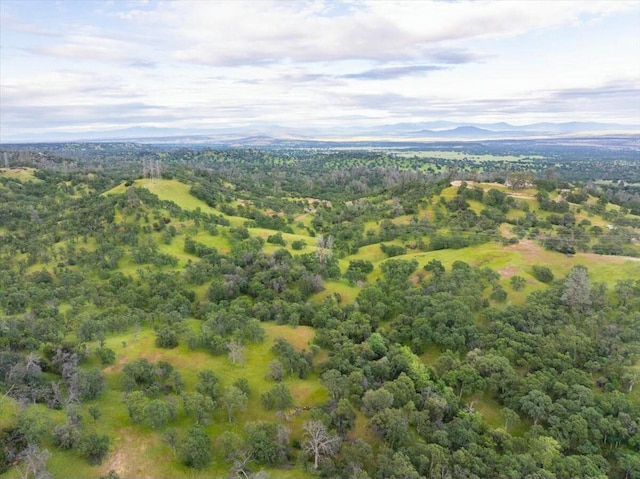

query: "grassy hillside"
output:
1 157 639 479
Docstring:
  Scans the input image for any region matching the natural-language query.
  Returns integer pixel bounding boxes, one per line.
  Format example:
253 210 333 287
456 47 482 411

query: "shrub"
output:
79 433 110 465
179 425 212 469
291 240 307 250
510 275 527 291
532 265 554 283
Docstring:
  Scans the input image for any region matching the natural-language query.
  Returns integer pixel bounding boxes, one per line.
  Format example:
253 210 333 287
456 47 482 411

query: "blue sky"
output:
1 0 639 141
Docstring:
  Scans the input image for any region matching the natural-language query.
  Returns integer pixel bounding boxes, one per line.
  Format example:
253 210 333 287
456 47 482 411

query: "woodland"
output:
0 143 639 479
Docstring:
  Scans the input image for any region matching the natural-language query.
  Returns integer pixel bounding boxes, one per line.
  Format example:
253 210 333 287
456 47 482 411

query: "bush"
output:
79 433 110 465
53 423 81 450
510 275 527 291
155 327 179 349
266 232 286 246
96 347 115 365
532 265 554 283
179 425 212 469
490 286 508 302
291 240 307 250
380 244 406 257
261 383 293 411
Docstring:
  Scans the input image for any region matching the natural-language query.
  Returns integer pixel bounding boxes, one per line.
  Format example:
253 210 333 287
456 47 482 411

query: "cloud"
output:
117 0 636 67
127 60 157 69
342 65 444 80
330 78 640 124
1 0 638 140
544 79 640 100
0 71 143 106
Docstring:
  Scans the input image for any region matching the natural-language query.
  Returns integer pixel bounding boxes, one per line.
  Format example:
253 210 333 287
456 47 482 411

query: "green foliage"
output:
181 392 216 425
510 275 526 291
424 258 445 276
95 347 116 365
145 399 171 430
53 422 81 450
79 433 110 465
245 422 289 466
266 232 287 246
260 383 293 411
155 326 179 349
221 386 248 422
291 239 307 250
1 146 639 479
532 265 554 283
78 368 105 401
125 391 148 424
380 243 406 258
179 425 212 469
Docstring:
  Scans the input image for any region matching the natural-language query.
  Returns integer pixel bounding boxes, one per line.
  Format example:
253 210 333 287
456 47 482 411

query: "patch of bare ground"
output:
101 429 156 479
102 355 128 374
498 266 518 279
508 192 535 199
505 239 539 255
506 239 640 264
580 252 640 263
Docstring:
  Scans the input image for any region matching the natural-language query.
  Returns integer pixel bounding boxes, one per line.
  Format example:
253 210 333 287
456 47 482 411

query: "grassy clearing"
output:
104 179 247 227
468 393 503 428
9 322 325 479
313 281 362 304
419 345 444 367
0 167 39 181
374 240 639 289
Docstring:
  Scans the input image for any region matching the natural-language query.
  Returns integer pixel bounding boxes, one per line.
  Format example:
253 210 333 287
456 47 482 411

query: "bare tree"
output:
227 341 246 366
302 420 341 470
17 445 52 479
508 171 535 190
153 159 162 182
315 235 334 265
623 370 638 393
228 448 253 479
561 266 592 317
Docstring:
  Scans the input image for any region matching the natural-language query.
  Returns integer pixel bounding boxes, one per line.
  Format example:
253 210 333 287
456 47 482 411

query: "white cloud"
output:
1 0 638 140
117 0 637 66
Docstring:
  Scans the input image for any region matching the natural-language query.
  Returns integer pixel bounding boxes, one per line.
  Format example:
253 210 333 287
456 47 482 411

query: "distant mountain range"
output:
3 121 638 144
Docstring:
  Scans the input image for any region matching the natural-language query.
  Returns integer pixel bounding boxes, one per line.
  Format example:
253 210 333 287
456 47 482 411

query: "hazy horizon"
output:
1 0 639 142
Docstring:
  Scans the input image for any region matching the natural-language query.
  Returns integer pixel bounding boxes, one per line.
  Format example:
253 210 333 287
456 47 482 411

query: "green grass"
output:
469 393 503 428
0 167 40 181
313 281 362 304
419 345 444 367
104 179 247 227
3 322 324 479
5 169 640 477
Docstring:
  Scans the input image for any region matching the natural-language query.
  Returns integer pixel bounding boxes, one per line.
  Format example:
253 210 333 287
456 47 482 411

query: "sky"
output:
1 0 639 141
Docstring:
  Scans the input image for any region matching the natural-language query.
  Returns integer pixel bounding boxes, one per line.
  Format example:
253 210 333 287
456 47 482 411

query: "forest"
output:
0 142 639 479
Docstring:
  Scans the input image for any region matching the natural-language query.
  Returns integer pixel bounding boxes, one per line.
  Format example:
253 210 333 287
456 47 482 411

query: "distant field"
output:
396 151 544 161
